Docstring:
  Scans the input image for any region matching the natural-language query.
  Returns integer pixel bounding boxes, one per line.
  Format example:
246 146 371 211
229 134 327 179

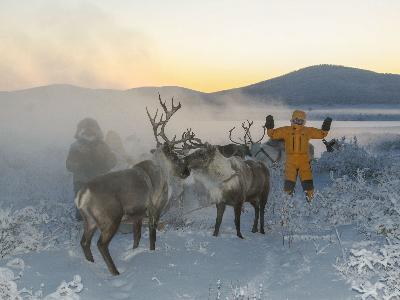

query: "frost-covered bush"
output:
309 166 400 299
268 136 400 242
39 202 81 247
313 168 400 240
316 137 384 177
336 243 400 300
0 207 49 258
0 267 21 300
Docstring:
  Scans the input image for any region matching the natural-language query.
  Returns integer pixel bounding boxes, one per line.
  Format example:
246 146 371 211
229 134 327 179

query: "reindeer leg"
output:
133 219 143 249
260 202 266 234
213 202 226 237
250 200 260 233
260 195 267 234
97 221 120 276
234 204 244 239
149 216 158 251
80 210 97 262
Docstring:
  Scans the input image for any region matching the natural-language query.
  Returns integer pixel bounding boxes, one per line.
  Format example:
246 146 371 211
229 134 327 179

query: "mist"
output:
1 84 400 210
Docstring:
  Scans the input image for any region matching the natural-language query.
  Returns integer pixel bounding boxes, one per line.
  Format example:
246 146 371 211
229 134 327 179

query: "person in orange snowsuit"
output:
265 111 332 201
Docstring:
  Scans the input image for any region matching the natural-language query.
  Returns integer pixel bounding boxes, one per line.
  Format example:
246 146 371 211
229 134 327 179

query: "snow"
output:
2 96 400 300
0 256 82 300
0 210 355 300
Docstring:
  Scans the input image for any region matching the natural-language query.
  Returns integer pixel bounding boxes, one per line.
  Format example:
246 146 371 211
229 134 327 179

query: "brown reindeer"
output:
224 120 270 234
183 121 270 238
76 95 198 275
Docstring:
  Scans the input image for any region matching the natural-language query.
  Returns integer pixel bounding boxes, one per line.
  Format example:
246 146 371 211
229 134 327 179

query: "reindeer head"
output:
228 120 266 157
159 143 191 178
183 143 217 170
217 144 251 159
146 94 204 179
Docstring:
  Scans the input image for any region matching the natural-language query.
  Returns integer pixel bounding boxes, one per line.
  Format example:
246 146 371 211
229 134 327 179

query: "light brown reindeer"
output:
227 120 270 234
75 94 198 275
183 121 270 237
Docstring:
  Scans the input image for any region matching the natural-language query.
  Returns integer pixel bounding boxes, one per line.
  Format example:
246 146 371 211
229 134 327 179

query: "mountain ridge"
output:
1 65 400 106
217 64 400 105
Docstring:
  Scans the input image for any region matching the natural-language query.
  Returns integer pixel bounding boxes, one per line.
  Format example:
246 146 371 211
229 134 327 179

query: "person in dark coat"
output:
66 118 116 220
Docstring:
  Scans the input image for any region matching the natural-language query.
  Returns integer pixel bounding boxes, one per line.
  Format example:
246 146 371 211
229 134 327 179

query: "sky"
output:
0 0 399 92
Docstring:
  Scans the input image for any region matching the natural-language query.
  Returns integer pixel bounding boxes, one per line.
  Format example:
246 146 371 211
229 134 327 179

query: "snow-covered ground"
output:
1 110 400 299
1 202 357 300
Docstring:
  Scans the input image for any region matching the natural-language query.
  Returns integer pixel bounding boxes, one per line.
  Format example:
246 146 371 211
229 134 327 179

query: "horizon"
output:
2 64 399 93
1 0 399 92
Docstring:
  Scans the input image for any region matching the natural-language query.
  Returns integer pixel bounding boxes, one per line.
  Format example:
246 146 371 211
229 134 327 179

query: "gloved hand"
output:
265 115 274 129
321 117 332 131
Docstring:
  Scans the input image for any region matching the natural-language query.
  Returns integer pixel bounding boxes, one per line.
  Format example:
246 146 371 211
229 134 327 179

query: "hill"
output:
216 65 400 105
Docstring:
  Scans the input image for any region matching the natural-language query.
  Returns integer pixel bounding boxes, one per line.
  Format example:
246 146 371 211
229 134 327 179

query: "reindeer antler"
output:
241 120 254 144
242 120 265 144
146 93 182 147
228 120 265 146
229 126 247 145
146 93 205 151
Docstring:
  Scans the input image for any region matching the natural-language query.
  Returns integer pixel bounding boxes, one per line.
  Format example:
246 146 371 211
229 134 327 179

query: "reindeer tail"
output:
75 185 88 209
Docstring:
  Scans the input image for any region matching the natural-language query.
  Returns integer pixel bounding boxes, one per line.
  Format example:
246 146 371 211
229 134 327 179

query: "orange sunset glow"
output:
1 0 399 92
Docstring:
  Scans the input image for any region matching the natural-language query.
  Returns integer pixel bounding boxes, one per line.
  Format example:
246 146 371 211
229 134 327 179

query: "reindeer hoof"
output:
84 253 94 263
133 244 139 249
111 270 120 276
213 231 219 237
260 229 265 234
237 233 244 239
251 227 258 233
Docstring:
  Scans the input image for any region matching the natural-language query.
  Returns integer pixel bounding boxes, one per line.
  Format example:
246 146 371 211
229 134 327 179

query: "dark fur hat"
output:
74 118 104 141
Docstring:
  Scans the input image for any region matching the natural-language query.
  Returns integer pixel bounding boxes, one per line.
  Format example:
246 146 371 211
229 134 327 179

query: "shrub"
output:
316 137 384 177
336 243 400 300
0 207 49 258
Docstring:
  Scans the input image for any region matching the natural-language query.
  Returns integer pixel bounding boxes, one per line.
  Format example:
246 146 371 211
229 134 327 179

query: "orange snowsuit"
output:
267 114 328 198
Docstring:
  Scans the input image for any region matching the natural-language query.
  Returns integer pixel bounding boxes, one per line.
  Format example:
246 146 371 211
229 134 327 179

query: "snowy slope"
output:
1 204 356 300
2 86 400 299
2 136 400 299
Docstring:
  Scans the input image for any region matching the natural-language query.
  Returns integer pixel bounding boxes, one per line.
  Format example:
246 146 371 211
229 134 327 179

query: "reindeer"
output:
75 94 198 275
183 122 270 238
227 120 270 233
225 120 315 164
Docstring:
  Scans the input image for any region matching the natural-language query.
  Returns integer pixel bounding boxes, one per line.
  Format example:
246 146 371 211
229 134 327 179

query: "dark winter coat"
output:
66 118 117 187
